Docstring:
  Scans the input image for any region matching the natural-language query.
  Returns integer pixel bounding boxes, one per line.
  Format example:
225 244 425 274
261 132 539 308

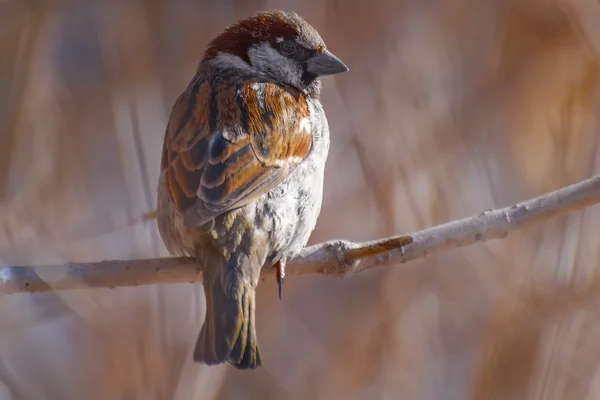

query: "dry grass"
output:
2 0 600 399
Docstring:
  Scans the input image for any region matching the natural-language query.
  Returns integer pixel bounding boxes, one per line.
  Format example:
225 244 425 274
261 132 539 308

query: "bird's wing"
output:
161 78 313 226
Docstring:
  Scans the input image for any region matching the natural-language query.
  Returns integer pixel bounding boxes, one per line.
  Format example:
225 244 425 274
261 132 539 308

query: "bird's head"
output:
203 10 348 97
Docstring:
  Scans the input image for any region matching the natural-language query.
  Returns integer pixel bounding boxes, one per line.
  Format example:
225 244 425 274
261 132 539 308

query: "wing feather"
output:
161 78 312 226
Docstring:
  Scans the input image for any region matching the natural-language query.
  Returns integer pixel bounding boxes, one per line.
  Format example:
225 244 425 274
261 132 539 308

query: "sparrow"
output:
156 10 348 369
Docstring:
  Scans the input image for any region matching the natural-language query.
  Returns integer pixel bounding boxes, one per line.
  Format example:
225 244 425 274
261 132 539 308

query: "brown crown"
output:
203 11 304 63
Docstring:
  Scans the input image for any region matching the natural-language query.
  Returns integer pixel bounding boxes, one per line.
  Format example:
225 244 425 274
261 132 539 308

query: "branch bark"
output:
3 175 600 294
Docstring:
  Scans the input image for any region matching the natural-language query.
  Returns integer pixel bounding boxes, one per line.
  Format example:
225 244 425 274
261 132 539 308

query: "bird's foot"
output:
275 258 286 300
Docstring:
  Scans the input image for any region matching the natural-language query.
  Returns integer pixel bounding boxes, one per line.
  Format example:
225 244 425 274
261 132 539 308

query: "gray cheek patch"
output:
248 43 304 89
209 53 262 75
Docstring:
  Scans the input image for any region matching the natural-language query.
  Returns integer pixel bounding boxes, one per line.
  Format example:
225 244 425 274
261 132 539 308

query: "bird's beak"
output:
305 49 349 77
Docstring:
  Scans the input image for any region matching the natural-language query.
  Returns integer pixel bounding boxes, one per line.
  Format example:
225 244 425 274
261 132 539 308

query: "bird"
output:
156 9 348 370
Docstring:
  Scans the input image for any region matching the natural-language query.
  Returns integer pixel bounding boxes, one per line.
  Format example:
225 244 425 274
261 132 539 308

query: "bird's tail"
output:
193 249 262 369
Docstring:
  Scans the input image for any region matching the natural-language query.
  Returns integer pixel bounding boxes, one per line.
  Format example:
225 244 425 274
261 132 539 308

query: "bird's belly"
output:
260 166 324 264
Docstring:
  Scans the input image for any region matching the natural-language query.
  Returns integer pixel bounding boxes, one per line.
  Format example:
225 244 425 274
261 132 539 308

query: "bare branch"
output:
2 175 600 294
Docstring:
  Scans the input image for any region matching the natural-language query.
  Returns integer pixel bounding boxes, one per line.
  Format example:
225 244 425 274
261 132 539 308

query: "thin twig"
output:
2 175 600 294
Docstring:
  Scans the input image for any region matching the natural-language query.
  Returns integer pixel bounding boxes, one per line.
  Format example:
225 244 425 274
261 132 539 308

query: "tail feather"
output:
231 288 261 368
193 256 262 369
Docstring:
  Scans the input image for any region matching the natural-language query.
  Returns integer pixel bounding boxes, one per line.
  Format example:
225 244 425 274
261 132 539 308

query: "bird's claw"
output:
275 259 286 300
277 279 283 300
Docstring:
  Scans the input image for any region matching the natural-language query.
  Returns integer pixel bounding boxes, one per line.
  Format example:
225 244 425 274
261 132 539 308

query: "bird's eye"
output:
280 41 296 55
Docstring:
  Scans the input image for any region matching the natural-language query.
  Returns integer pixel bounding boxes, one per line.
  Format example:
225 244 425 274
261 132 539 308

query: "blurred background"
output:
2 0 600 398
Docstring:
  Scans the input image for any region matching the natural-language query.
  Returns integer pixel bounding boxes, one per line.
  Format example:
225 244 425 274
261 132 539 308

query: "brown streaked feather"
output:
169 81 212 151
248 84 312 166
216 85 242 129
179 137 209 170
161 78 313 225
